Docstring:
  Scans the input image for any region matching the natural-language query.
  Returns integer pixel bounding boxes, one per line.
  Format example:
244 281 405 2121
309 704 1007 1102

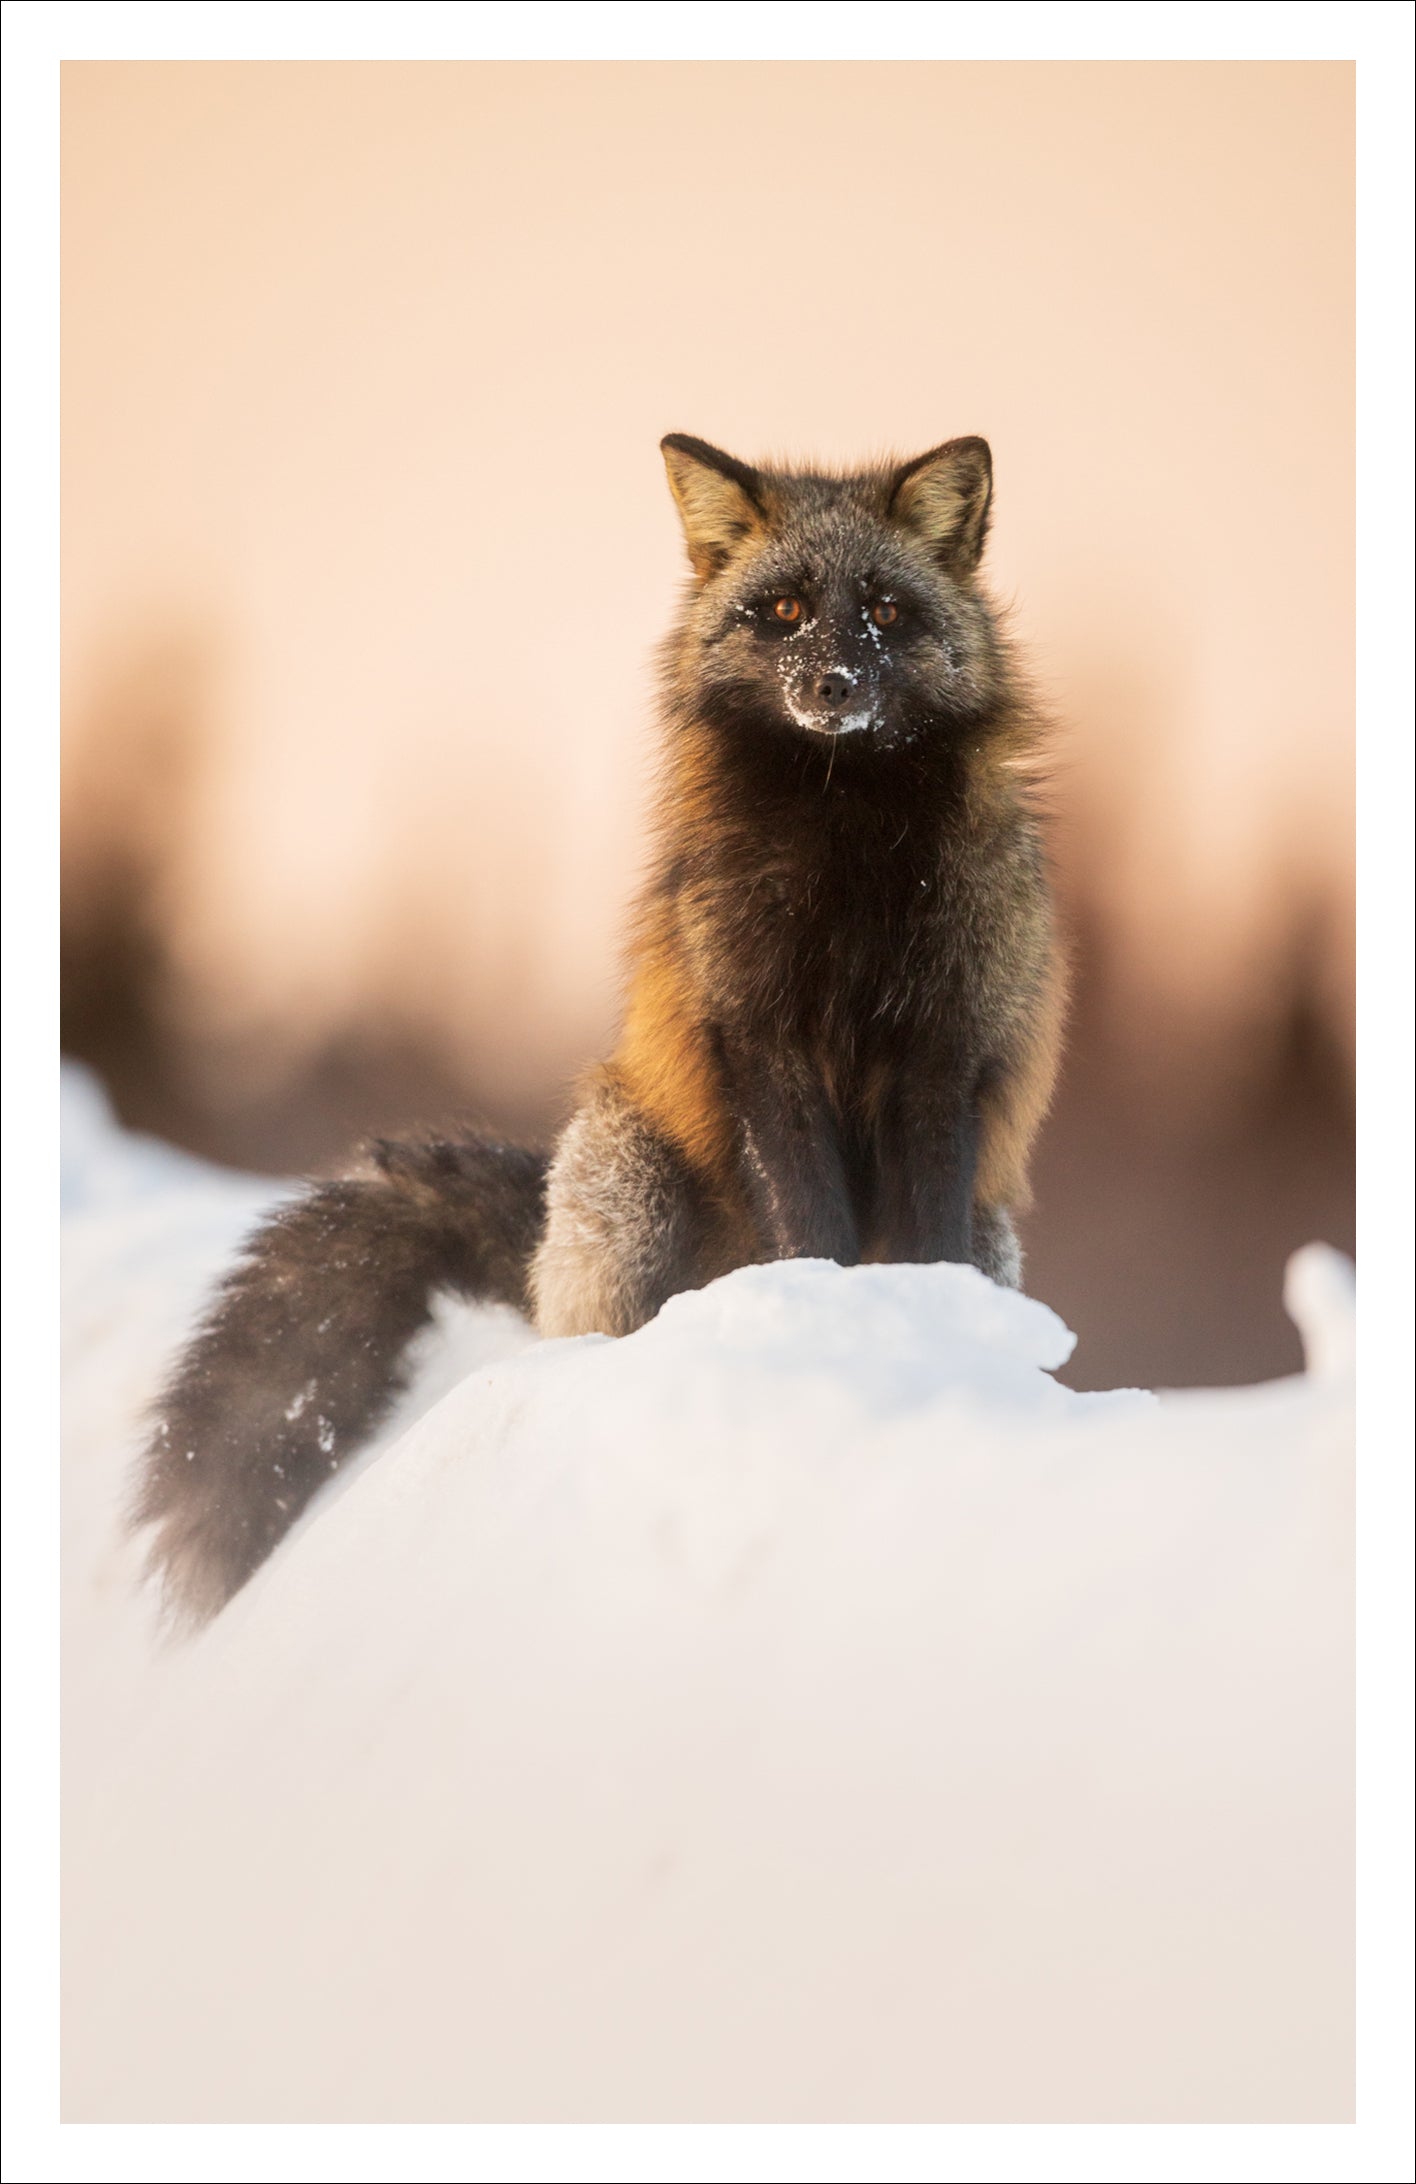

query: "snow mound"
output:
60 1067 1354 2123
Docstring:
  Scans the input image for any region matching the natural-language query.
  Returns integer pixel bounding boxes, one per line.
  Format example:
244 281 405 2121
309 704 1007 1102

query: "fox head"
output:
660 434 1005 752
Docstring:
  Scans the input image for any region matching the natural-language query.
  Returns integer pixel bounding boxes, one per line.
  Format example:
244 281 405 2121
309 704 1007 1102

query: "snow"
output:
60 1065 1354 2122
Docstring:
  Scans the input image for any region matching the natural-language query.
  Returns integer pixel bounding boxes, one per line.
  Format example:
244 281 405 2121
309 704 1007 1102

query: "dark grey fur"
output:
133 431 1061 1625
135 1133 546 1624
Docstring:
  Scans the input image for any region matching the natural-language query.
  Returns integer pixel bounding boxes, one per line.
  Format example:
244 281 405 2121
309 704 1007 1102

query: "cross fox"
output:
135 432 1065 1623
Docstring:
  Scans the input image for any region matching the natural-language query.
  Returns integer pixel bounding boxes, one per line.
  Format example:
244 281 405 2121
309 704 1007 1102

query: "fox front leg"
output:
869 1075 979 1267
716 1033 860 1266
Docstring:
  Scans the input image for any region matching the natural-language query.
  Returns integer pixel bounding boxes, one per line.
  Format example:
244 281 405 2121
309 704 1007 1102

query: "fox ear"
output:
661 434 765 578
888 437 993 575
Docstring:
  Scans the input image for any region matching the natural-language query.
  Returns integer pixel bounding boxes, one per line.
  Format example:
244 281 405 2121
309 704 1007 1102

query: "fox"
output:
134 431 1065 1624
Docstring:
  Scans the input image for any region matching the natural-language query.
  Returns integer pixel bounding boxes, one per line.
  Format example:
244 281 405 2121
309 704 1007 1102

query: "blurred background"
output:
61 59 1353 1391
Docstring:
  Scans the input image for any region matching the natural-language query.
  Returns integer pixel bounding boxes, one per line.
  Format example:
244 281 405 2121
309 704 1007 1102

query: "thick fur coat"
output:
135 433 1065 1622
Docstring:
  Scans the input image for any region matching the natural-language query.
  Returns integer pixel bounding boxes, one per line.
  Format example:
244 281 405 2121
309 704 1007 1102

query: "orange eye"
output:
774 597 802 623
873 600 899 626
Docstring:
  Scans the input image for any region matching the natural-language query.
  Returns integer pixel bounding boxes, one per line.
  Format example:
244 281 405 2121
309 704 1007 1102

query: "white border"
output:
2 0 1407 64
5 5 1412 2181
1353 1 1416 2174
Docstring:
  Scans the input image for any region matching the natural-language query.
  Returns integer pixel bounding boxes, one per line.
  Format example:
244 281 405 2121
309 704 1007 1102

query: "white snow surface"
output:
60 1065 1354 2122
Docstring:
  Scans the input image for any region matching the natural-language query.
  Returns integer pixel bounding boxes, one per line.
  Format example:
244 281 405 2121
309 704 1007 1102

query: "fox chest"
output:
706 854 994 1061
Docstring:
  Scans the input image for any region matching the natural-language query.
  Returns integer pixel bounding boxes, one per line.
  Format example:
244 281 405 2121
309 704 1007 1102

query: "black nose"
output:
816 672 855 708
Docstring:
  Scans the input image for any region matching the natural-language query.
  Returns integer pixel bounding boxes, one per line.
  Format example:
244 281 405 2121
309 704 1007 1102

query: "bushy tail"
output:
133 1130 548 1626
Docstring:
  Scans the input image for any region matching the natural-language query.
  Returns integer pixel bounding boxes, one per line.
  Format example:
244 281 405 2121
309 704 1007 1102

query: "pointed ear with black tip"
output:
661 433 765 579
888 437 994 576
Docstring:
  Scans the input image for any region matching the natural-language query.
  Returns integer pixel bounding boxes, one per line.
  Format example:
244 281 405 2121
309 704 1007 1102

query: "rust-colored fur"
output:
136 433 1065 1623
541 434 1065 1317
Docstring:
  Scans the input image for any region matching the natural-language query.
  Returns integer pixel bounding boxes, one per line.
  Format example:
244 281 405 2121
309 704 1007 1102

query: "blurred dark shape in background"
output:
61 60 1354 1391
59 669 1352 1391
1025 960 1352 1389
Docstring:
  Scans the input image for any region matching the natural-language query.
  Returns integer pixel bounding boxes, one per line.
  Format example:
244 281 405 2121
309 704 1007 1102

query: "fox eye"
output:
773 596 803 623
872 600 899 627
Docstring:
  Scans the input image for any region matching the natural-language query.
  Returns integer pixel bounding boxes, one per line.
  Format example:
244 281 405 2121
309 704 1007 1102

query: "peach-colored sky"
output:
62 60 1353 1118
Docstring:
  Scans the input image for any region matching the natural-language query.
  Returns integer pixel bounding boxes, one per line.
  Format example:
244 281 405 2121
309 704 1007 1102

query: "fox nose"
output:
816 671 856 708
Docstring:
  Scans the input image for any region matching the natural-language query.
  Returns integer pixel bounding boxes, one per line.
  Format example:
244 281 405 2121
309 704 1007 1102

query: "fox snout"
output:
778 653 881 737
